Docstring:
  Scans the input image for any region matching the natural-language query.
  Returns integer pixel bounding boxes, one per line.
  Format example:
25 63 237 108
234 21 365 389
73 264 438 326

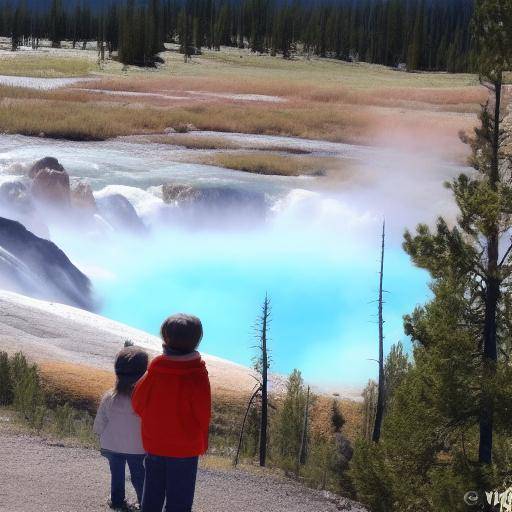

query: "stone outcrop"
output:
29 157 71 207
0 181 33 214
71 181 97 212
162 183 265 211
0 216 95 311
96 193 146 233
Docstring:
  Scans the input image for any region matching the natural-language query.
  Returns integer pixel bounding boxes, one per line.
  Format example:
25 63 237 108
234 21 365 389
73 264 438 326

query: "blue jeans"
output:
102 450 146 507
141 454 199 512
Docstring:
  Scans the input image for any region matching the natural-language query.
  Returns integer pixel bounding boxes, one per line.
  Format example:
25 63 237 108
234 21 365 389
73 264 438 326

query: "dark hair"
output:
160 313 203 353
114 347 149 396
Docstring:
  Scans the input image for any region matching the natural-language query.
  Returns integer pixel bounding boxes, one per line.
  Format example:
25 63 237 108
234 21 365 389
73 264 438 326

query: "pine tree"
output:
49 0 64 48
275 369 307 471
0 351 13 405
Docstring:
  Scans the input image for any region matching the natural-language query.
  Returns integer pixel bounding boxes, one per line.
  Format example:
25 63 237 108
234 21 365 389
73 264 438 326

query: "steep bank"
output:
0 290 260 400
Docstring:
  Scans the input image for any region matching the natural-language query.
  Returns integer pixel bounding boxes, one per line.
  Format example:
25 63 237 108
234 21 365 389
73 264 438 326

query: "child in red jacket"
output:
132 314 211 512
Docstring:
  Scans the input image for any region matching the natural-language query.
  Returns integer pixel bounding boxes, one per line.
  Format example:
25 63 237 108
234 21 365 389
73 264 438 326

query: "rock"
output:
162 184 265 210
0 181 49 238
162 184 199 203
29 157 65 178
96 193 146 233
0 217 95 311
29 157 70 207
71 181 97 212
162 184 266 225
0 181 33 215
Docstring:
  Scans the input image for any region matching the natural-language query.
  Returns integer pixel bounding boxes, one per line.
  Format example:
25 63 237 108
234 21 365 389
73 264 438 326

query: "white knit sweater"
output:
93 390 145 455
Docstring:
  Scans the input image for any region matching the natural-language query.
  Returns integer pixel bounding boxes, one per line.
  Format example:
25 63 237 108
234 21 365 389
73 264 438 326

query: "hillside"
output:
0 289 258 398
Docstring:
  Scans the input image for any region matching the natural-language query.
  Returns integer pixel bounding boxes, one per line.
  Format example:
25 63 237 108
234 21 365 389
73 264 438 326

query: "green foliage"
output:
302 432 339 491
241 403 260 458
351 4 512 507
274 369 307 472
0 0 474 72
350 439 394 512
11 353 45 430
383 342 409 409
361 380 377 441
472 0 512 80
0 351 13 405
52 403 77 437
0 351 96 445
119 0 165 67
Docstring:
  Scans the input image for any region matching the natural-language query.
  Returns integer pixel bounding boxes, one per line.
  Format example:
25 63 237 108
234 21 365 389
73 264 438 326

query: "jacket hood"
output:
149 353 207 376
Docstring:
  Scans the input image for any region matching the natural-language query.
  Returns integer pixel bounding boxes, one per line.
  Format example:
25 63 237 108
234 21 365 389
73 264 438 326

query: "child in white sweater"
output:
93 347 149 511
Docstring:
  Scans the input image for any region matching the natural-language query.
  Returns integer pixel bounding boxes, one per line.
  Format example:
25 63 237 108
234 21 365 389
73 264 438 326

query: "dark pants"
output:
103 451 146 507
142 454 199 512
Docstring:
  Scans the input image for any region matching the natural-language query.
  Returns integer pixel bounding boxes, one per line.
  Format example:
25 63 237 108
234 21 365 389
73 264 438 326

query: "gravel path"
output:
0 423 365 512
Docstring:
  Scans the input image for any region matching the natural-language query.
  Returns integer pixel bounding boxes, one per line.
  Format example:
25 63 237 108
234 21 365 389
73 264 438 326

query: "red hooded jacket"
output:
132 353 211 458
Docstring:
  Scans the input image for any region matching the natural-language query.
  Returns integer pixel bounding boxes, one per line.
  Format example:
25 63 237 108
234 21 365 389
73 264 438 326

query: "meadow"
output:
0 42 485 163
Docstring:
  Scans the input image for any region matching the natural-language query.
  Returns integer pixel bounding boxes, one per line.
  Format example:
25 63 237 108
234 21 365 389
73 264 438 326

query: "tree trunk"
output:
259 295 269 467
479 76 501 464
372 221 386 442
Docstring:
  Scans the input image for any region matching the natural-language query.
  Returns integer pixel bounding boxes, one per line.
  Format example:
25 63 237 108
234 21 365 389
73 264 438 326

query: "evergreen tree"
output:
274 369 307 470
49 0 64 48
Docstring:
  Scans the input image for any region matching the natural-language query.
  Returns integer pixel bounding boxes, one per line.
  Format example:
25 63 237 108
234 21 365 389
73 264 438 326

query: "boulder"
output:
0 181 33 214
29 157 65 178
162 184 266 225
0 216 95 311
96 193 146 233
29 157 70 207
162 184 265 211
0 181 49 238
71 181 97 212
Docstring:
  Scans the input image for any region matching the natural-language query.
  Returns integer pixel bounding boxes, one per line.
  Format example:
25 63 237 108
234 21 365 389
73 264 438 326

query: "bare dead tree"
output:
372 220 385 442
258 294 271 467
233 384 262 467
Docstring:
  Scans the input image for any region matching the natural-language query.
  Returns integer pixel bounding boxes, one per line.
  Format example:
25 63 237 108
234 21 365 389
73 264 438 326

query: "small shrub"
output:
52 403 77 437
0 352 96 445
0 351 13 405
11 355 46 428
349 439 394 512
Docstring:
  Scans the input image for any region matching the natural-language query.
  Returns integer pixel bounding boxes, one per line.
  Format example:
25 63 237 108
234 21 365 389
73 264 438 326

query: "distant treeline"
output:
1 0 474 71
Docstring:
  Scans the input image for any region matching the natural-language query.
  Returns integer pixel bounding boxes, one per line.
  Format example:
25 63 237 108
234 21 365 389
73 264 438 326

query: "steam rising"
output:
0 132 466 390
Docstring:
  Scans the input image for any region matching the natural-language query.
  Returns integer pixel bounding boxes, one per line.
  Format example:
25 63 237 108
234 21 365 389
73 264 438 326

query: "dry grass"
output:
39 361 114 411
148 134 312 154
204 152 335 176
310 395 362 441
0 96 369 143
0 55 93 77
151 134 239 150
37 360 362 446
0 45 483 150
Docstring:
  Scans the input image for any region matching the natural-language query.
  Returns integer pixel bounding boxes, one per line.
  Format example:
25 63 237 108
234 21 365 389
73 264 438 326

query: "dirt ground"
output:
0 413 366 512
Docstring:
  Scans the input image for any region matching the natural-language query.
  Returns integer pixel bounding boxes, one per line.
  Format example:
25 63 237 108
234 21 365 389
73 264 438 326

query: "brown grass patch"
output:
37 360 361 446
204 152 335 176
0 96 371 143
39 361 114 411
149 134 312 154
310 395 362 441
151 134 239 150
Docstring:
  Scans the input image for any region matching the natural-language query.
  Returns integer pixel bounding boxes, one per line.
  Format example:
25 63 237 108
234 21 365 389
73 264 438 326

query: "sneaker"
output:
107 500 130 511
